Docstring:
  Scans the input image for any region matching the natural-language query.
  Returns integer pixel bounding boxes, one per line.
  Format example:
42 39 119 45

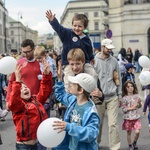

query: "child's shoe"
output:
129 145 133 150
0 118 5 121
132 142 138 150
0 109 8 118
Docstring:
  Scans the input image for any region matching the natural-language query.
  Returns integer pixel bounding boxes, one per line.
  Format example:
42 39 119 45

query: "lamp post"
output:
18 12 22 52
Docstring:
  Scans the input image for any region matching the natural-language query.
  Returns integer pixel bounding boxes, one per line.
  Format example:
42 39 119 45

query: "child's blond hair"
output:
34 46 46 58
67 48 85 63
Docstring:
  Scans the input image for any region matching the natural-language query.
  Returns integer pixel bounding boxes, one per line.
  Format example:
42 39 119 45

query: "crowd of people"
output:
0 10 149 150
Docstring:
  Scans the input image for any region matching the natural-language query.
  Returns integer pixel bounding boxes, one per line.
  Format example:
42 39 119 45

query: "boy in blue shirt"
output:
46 10 97 91
52 62 100 150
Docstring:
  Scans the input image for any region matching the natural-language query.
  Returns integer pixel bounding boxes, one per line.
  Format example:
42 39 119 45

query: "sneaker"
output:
132 142 138 150
129 147 133 150
0 118 5 121
1 109 8 118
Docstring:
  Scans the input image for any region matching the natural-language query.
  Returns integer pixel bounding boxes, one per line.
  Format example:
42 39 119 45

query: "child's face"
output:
21 84 31 101
35 56 45 62
69 60 84 75
72 20 85 36
128 68 134 73
69 83 80 95
126 83 134 94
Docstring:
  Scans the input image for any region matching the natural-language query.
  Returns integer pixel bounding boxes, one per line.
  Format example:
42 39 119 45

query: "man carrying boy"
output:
8 60 52 150
45 10 97 91
51 61 100 150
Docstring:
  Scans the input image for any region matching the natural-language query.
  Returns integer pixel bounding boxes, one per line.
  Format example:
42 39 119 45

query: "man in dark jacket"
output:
134 49 141 73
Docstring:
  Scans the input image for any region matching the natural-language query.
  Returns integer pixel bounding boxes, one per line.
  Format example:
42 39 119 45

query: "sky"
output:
5 0 70 35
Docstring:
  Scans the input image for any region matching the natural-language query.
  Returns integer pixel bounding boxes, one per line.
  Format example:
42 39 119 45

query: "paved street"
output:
0 73 150 150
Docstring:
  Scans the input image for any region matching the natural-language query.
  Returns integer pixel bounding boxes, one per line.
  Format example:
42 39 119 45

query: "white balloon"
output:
138 56 150 68
0 56 17 75
139 71 150 86
37 117 66 148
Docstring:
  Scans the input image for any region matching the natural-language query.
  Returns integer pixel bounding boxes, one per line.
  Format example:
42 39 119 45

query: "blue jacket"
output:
49 18 94 65
52 81 100 150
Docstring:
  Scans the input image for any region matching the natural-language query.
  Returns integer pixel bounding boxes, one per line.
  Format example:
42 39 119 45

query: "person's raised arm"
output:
57 60 63 82
15 65 22 82
42 58 50 75
46 10 56 22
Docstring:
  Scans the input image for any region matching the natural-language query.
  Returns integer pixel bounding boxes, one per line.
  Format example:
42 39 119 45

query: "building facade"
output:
0 0 9 53
109 0 150 54
9 17 38 52
38 33 54 49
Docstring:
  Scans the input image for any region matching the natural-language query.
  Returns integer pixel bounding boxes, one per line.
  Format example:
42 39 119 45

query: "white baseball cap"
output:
101 38 115 49
68 73 96 93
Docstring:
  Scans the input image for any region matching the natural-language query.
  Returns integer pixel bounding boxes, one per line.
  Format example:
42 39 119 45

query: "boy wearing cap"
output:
51 62 100 150
122 63 136 86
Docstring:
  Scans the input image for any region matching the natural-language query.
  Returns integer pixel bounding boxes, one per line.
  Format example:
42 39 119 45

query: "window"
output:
11 30 14 35
94 22 99 30
11 38 14 43
94 12 98 17
0 24 2 35
130 0 142 4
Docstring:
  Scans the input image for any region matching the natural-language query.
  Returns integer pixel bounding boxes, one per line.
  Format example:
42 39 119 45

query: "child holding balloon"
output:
121 81 142 150
7 59 52 150
51 61 100 150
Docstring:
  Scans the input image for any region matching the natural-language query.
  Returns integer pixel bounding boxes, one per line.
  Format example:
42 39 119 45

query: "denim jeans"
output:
0 90 3 109
135 61 141 72
16 143 37 150
37 141 46 150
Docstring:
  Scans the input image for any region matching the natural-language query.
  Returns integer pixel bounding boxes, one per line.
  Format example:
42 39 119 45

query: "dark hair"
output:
119 48 126 58
72 14 89 29
21 39 35 50
122 80 138 97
